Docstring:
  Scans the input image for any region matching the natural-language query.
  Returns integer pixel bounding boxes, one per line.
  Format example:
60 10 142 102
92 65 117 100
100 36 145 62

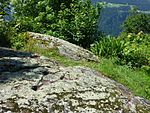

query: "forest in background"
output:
2 0 150 35
92 0 150 35
92 0 150 10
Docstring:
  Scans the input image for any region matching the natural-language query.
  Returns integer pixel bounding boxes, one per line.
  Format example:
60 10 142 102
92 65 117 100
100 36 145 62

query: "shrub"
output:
120 32 150 68
10 32 29 50
122 13 150 34
12 0 103 48
91 32 150 70
0 21 16 47
90 35 123 58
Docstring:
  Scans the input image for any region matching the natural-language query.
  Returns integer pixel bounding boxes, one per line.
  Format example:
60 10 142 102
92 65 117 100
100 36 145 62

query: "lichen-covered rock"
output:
27 32 99 62
0 47 150 113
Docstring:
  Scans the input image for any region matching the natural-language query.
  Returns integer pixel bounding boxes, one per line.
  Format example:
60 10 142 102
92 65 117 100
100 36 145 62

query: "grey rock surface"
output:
0 47 150 113
27 32 99 62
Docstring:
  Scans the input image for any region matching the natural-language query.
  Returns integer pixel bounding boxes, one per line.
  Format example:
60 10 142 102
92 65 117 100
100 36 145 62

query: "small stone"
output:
5 111 12 113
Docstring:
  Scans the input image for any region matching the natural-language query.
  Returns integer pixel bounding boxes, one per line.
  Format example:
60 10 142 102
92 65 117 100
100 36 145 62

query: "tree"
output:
11 0 102 48
0 0 13 47
122 12 150 34
0 0 10 20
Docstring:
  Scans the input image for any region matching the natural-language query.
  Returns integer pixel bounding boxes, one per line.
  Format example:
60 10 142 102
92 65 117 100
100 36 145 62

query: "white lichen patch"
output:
0 46 150 112
76 91 109 100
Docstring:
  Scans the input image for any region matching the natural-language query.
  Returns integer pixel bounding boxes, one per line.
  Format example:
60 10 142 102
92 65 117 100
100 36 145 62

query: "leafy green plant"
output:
91 32 150 70
0 0 15 47
11 32 30 50
141 66 150 74
120 32 150 68
90 35 123 58
11 0 103 48
0 21 16 47
122 13 150 34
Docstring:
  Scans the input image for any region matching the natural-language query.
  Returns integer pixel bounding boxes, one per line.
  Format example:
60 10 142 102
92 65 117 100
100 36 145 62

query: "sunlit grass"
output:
22 46 150 100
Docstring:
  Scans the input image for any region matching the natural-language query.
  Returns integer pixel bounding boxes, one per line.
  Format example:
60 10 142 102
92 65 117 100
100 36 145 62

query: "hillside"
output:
1 2 150 112
92 0 150 10
0 33 150 112
92 0 150 35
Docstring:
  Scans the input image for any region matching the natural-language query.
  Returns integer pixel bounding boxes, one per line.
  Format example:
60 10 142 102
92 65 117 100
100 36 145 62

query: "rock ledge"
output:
0 47 150 113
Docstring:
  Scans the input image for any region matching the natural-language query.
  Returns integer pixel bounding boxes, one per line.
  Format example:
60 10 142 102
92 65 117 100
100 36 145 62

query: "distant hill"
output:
92 0 150 36
92 0 150 10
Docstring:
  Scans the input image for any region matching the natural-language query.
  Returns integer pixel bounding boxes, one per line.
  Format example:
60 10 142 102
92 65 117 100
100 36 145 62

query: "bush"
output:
12 0 103 48
10 32 29 50
0 21 16 47
90 35 123 58
122 13 150 34
90 32 150 70
120 32 150 68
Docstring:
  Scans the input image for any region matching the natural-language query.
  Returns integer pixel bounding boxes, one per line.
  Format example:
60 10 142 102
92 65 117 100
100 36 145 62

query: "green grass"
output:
22 46 150 100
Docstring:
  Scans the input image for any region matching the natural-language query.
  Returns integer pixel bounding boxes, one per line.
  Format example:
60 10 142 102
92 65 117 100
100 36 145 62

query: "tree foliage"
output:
0 0 13 47
11 0 102 48
0 0 10 20
91 32 150 70
122 12 150 34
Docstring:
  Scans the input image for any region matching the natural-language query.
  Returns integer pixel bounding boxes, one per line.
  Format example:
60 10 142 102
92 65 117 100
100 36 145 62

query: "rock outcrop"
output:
27 32 99 62
0 46 150 112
